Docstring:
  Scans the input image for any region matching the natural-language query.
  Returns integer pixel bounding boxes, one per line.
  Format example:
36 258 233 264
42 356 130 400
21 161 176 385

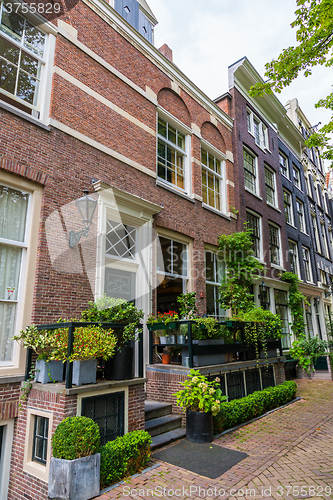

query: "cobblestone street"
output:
95 380 333 500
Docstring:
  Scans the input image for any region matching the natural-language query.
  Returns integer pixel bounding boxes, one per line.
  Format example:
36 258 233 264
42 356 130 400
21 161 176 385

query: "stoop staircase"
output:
145 400 186 450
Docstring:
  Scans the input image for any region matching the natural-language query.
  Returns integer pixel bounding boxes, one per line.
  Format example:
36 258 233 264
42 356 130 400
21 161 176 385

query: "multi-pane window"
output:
259 283 270 310
0 184 29 362
0 2 46 116
288 240 299 276
243 148 257 194
157 236 188 313
264 166 276 206
157 117 186 190
246 109 268 149
201 148 223 211
295 199 305 233
269 224 281 266
312 214 321 253
205 251 225 319
283 190 293 225
302 247 312 282
274 290 290 348
305 298 314 337
246 211 261 258
279 151 289 177
32 416 49 465
292 165 301 189
320 221 329 258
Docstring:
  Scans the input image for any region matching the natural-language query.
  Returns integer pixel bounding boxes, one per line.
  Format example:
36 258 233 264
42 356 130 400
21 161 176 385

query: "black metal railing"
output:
25 321 143 389
147 319 283 369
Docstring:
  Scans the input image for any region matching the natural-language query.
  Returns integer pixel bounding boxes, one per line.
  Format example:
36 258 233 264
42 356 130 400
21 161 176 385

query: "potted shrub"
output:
13 325 64 383
81 295 143 380
68 325 117 385
174 369 224 443
48 416 100 500
290 335 328 377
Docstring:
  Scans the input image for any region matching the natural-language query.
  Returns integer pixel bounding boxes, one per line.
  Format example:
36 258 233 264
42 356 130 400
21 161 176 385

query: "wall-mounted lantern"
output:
68 190 97 248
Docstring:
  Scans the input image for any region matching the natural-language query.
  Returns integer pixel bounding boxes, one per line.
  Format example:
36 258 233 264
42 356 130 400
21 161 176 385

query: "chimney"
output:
158 44 173 62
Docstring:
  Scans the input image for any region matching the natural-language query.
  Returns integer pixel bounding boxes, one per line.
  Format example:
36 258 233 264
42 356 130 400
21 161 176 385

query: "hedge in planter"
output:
214 381 297 434
100 430 152 488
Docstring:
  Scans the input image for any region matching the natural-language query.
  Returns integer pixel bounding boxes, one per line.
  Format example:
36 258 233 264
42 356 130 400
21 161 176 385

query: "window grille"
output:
261 366 275 389
32 416 49 465
226 371 245 401
245 369 261 395
106 220 136 259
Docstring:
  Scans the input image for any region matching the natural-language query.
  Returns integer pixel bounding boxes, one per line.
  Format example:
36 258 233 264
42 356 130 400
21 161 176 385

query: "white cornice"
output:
80 0 233 130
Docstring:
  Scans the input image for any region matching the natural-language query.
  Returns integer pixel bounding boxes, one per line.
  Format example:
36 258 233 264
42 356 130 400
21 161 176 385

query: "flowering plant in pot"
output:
174 369 225 443
49 416 101 500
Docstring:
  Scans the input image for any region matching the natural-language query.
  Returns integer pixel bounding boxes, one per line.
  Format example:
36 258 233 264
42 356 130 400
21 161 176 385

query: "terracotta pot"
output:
162 353 170 364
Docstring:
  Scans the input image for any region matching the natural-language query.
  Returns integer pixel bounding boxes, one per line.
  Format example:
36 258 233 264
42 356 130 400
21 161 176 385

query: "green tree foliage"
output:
218 228 263 314
249 0 333 165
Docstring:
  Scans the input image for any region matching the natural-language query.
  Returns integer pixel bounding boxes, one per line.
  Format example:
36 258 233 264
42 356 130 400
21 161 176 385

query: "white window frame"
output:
201 140 227 215
0 172 42 374
205 249 225 320
302 246 313 283
156 234 189 294
0 0 56 123
288 240 300 277
269 223 282 268
283 189 294 226
243 147 259 195
296 199 306 233
264 165 277 208
23 408 53 482
279 151 289 179
156 109 191 196
320 220 329 258
312 214 321 253
246 108 269 150
0 419 14 499
246 209 263 261
292 164 301 190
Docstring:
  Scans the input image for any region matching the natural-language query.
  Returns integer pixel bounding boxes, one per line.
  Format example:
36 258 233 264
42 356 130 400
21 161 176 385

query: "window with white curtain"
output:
0 184 29 362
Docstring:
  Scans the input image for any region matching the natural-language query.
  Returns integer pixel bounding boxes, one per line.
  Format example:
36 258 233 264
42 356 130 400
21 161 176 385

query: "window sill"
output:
271 263 286 271
245 187 262 200
0 100 50 132
281 173 291 182
202 203 230 220
156 179 195 203
286 222 297 229
267 202 281 213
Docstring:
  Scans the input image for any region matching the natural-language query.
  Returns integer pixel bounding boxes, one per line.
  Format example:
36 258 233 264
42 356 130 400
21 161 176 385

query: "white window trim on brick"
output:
201 139 227 215
302 246 313 283
23 408 53 483
288 239 300 277
279 150 289 179
205 248 225 320
0 1 56 123
295 199 306 234
269 222 282 268
246 108 269 150
264 165 277 208
243 146 259 196
246 209 263 261
0 419 14 499
0 172 42 374
156 108 192 196
283 189 294 227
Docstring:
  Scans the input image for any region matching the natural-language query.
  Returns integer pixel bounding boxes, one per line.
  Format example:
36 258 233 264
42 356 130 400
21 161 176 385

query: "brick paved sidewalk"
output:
95 380 333 500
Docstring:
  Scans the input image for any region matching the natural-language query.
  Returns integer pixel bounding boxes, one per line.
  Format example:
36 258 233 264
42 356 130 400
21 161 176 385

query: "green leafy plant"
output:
214 381 297 433
19 365 37 408
280 272 307 338
52 416 100 460
174 369 225 416
67 326 117 361
290 335 328 372
147 311 179 326
81 295 143 347
100 430 152 488
13 325 56 360
177 292 198 319
192 317 222 340
218 228 264 315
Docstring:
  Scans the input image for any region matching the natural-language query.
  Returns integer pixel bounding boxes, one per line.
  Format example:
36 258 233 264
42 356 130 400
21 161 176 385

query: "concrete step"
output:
145 400 173 421
145 414 183 437
151 428 186 451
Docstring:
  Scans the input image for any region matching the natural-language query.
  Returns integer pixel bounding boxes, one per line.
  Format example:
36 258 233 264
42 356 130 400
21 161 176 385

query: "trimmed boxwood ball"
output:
52 416 100 460
214 381 297 434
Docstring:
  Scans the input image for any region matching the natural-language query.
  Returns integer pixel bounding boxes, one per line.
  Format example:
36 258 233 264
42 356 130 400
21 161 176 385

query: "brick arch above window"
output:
157 88 191 127
0 158 48 186
200 121 226 154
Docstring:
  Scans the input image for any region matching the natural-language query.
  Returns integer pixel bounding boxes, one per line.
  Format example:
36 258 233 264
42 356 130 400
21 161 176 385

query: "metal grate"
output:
245 369 261 395
81 391 124 446
227 371 245 401
261 366 275 389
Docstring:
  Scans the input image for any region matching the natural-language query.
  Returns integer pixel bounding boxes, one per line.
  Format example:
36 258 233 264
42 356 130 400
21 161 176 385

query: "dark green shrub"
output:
52 416 100 460
100 430 152 488
214 381 297 434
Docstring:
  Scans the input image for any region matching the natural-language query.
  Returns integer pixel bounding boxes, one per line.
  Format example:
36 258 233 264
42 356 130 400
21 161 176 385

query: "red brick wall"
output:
128 383 145 433
0 383 20 420
8 387 77 500
274 361 287 386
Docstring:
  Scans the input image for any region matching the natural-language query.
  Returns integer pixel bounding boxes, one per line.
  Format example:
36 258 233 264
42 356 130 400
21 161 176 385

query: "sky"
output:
147 0 332 129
